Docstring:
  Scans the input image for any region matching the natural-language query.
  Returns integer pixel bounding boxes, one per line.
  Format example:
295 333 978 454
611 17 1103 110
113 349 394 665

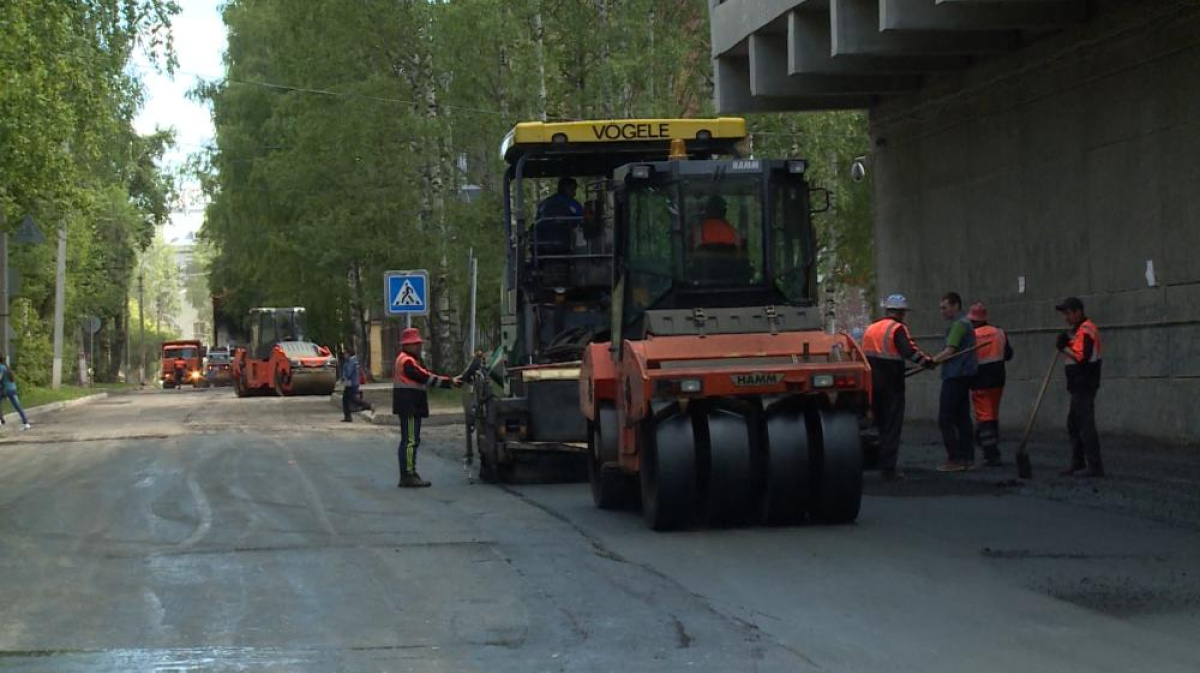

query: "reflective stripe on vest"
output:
974 325 1007 365
1070 319 1102 363
862 318 902 361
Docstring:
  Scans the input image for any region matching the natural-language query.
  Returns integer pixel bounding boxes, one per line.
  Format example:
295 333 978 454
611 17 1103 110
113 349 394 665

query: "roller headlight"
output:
812 374 834 388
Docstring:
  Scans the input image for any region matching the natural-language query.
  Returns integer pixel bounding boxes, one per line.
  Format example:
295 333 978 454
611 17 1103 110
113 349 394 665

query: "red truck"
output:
161 339 205 389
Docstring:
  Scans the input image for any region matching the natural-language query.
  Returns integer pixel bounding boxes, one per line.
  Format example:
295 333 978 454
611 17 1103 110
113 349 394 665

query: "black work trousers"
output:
939 377 974 463
398 414 423 477
1068 387 1102 471
342 386 357 420
873 386 905 470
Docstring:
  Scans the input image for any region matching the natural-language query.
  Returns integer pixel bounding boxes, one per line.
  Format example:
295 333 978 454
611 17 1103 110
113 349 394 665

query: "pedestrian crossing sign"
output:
384 270 428 316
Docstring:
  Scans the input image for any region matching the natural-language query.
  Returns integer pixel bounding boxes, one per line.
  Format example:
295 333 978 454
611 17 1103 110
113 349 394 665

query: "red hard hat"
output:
400 327 423 346
967 302 988 322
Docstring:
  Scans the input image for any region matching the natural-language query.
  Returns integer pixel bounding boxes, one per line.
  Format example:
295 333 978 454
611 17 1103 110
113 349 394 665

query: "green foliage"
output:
11 298 53 387
199 1 875 366
1 0 180 381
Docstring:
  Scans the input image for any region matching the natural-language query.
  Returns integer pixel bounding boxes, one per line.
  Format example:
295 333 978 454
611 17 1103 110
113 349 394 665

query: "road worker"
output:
968 303 1013 467
932 292 978 472
861 294 934 480
173 357 186 390
537 176 583 221
691 195 742 250
341 346 360 423
393 328 462 488
1054 297 1104 478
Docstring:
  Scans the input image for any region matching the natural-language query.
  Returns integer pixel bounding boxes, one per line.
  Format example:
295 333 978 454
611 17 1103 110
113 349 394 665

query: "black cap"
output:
1055 296 1084 312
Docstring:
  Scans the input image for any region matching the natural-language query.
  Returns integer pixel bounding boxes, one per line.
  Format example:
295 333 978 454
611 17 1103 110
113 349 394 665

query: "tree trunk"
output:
533 1 547 121
597 0 612 118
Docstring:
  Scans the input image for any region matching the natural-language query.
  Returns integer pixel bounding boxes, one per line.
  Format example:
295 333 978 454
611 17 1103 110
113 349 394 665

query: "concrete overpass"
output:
709 0 1200 442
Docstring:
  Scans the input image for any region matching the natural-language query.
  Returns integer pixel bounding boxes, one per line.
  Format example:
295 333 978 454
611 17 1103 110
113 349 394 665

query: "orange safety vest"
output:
692 218 741 248
974 325 1008 365
394 352 441 389
1067 319 1102 364
862 317 908 361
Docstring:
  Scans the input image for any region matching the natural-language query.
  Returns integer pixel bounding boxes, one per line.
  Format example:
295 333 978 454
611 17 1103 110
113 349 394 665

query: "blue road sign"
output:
384 270 429 317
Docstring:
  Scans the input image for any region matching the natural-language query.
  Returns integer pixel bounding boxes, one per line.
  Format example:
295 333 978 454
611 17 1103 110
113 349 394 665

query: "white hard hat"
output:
883 294 910 310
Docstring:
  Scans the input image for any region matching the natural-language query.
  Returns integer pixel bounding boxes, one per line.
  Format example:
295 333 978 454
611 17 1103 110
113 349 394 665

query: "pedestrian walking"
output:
0 356 31 431
968 303 1013 467
861 294 934 480
393 328 462 488
173 357 186 390
341 346 360 423
932 292 978 472
1054 297 1105 478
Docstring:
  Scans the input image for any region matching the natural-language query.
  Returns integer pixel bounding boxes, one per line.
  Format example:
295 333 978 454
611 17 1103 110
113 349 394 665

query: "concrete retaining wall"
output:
870 1 1200 443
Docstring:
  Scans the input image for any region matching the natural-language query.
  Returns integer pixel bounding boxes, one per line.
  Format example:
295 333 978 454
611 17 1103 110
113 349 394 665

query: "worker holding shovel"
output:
931 292 979 472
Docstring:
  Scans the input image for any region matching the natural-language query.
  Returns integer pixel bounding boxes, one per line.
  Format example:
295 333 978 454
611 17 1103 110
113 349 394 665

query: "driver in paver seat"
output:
691 195 742 250
534 178 584 255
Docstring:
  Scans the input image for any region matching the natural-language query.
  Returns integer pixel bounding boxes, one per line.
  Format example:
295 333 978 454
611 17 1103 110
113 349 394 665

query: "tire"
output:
808 410 863 524
640 414 697 531
701 409 756 526
760 409 810 525
589 404 632 509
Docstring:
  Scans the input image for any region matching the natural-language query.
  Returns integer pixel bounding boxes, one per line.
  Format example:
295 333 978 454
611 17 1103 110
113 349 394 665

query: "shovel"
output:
904 343 983 378
1015 350 1062 480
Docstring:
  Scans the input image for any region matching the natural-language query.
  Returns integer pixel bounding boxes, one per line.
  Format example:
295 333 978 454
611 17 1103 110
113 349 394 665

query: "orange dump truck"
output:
161 339 205 388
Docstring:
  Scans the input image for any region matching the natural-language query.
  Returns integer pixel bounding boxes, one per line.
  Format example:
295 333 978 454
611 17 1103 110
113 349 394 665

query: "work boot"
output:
341 417 352 423
1058 465 1086 477
1074 467 1106 479
881 467 906 481
982 456 1003 468
936 461 968 473
398 473 431 488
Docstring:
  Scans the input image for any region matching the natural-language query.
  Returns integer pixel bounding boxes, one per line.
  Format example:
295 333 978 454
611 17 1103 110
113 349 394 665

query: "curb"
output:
7 392 109 424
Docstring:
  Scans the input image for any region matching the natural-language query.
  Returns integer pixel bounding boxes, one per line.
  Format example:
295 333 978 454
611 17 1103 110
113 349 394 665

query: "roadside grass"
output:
12 386 99 410
427 387 466 411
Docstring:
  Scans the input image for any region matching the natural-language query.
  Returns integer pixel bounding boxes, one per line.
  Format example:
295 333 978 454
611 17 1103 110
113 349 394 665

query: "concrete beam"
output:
831 0 1018 55
880 0 1086 32
789 9 969 75
714 56 874 113
710 0 821 56
750 33 920 97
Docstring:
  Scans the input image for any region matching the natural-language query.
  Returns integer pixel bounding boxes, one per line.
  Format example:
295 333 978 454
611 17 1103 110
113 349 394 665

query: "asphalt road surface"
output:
1 390 1198 672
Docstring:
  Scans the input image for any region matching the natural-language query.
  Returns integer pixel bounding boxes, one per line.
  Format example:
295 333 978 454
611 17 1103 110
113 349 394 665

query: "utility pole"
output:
51 224 66 389
138 273 145 385
468 249 478 355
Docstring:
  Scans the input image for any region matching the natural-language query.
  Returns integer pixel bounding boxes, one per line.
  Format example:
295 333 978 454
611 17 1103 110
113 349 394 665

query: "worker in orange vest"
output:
1054 297 1104 477
861 294 934 480
967 303 1013 467
393 328 462 488
691 195 742 249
